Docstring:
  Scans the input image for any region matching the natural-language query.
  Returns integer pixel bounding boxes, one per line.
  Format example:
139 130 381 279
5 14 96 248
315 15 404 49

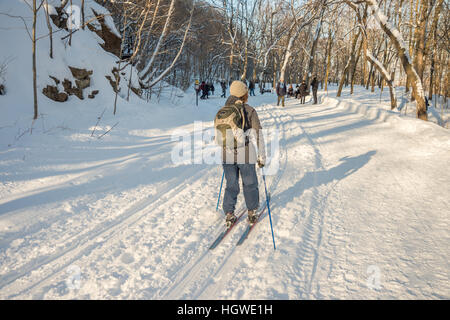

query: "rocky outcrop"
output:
69 66 93 80
49 6 68 30
42 85 68 102
105 67 121 93
43 66 96 102
88 90 99 99
69 66 92 93
62 78 84 100
130 86 141 97
87 9 121 57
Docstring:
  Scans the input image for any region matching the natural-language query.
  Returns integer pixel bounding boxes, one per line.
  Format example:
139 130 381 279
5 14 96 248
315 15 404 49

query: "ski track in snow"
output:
161 104 290 300
1 90 449 299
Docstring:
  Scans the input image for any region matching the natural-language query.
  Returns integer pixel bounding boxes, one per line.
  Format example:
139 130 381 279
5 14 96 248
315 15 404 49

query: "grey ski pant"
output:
222 163 259 214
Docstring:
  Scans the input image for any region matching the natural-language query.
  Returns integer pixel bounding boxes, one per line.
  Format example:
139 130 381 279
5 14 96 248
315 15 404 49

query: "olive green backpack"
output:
214 102 246 149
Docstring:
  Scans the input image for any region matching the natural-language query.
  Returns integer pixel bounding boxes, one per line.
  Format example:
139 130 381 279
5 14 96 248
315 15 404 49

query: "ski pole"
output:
216 170 225 212
262 168 276 250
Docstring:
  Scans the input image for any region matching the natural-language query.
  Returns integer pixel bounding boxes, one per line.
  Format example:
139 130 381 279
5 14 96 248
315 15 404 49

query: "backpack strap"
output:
233 101 246 131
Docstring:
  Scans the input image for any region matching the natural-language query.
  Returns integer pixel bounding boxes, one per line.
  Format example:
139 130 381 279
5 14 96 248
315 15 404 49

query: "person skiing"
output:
216 80 266 227
276 81 287 107
311 76 319 104
299 80 307 104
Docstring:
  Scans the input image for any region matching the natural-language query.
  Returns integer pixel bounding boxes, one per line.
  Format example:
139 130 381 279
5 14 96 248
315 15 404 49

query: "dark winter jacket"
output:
276 82 287 96
287 86 294 96
299 82 307 95
221 95 265 164
311 78 319 91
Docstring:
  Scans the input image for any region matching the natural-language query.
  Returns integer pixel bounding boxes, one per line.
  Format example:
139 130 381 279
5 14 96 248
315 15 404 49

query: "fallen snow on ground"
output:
0 85 449 300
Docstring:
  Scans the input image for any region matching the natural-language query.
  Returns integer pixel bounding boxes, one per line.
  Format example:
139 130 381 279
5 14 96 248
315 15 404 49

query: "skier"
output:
276 81 287 107
311 76 319 104
215 80 266 227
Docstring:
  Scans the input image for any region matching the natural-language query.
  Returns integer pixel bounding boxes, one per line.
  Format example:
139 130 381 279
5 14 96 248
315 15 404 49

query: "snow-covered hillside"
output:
0 0 142 144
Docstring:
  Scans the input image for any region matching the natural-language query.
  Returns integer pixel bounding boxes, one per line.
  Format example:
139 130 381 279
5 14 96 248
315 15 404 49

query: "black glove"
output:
257 157 265 168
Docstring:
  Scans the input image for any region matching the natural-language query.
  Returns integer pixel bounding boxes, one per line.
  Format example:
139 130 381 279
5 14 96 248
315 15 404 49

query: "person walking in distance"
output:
220 80 227 98
214 80 266 227
276 81 287 107
200 81 207 99
248 80 256 96
311 76 319 104
287 84 294 97
299 80 307 104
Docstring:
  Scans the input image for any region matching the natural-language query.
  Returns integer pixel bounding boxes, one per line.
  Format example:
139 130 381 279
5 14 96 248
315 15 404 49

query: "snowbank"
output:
325 86 449 134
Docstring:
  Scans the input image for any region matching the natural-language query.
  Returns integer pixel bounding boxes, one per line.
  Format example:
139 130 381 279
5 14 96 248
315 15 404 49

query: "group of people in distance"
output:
198 81 215 99
276 76 320 107
197 76 320 107
220 79 256 98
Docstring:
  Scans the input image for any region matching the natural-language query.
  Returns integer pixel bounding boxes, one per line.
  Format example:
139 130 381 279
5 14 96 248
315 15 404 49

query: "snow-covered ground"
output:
0 0 449 300
0 85 449 299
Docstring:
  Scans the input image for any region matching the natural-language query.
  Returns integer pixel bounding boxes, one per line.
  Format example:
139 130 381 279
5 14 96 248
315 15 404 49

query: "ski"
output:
236 203 267 246
209 208 246 250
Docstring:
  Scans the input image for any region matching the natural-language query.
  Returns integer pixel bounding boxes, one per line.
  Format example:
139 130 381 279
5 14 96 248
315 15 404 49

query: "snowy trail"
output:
160 106 289 299
1 89 449 299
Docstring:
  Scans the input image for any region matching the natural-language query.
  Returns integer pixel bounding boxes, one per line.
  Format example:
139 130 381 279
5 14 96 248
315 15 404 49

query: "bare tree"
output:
362 0 427 120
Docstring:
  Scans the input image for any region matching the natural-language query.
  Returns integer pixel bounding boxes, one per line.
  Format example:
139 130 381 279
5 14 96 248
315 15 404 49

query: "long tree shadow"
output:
0 160 213 216
271 150 376 211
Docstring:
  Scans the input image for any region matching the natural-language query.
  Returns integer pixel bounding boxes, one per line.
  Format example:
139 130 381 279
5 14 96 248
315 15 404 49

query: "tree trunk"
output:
81 0 85 29
426 0 444 100
32 0 38 120
365 0 427 120
412 0 431 82
69 0 72 46
350 39 363 94
44 0 53 59
324 30 333 92
306 9 325 87
337 31 360 97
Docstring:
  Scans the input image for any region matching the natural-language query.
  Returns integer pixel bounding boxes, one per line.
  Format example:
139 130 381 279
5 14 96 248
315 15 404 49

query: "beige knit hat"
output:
229 80 248 98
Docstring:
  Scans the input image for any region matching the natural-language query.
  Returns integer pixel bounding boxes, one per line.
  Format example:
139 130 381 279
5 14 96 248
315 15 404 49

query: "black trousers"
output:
313 90 318 104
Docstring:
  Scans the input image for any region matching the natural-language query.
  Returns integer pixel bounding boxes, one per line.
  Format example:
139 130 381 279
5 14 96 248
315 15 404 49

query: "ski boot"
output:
225 212 237 228
247 209 258 225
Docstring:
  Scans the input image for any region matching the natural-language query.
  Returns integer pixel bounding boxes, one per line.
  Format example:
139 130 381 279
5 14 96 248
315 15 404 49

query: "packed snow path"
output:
0 90 449 299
